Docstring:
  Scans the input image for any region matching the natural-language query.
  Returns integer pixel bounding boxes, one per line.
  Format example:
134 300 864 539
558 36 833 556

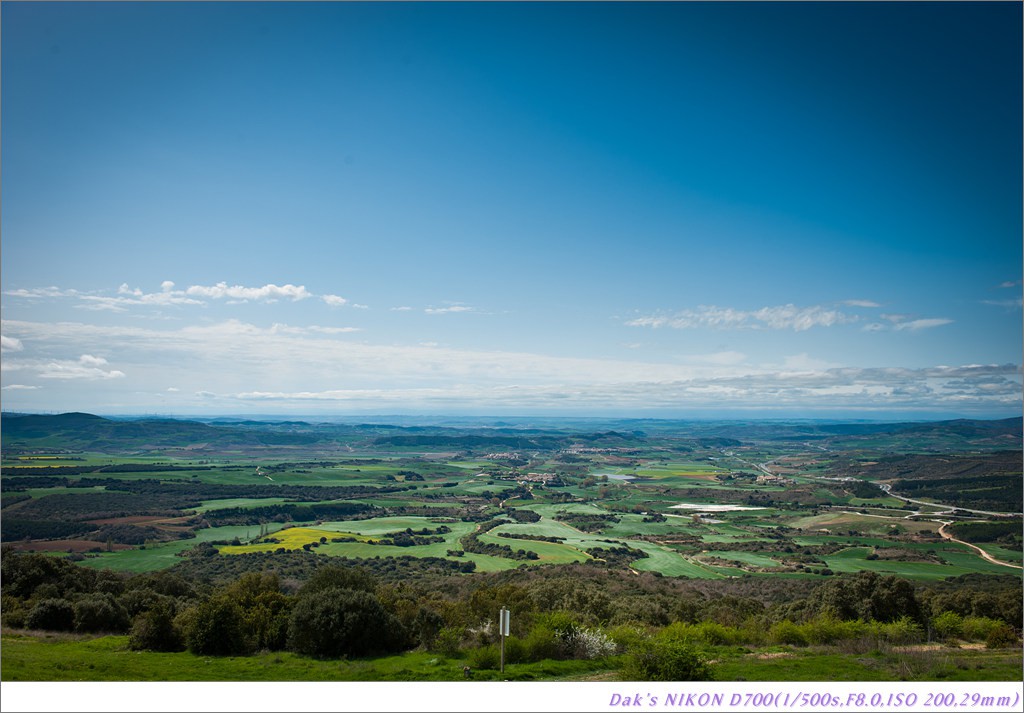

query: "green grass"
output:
822 546 1018 580
628 541 725 578
977 544 1023 564
0 633 617 681
702 551 782 568
192 497 289 513
8 633 1018 683
478 530 590 564
78 524 287 573
713 646 1024 682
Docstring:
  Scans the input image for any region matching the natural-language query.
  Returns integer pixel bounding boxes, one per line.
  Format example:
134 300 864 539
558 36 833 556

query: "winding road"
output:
937 522 1022 570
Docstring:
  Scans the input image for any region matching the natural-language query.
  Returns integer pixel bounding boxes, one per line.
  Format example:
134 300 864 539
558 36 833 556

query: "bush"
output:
503 635 527 664
560 627 616 659
1 594 28 629
287 586 406 658
985 623 1020 649
606 624 646 654
621 637 714 681
181 597 249 656
802 616 866 645
26 598 75 632
73 594 130 633
467 644 500 670
871 616 923 645
523 623 561 662
432 626 466 658
769 620 807 646
961 616 1003 642
129 602 183 652
931 611 963 641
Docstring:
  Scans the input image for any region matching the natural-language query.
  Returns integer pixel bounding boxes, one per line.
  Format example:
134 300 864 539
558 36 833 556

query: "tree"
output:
287 586 406 658
73 593 130 633
181 596 249 656
301 565 376 596
808 572 922 624
129 601 183 652
26 598 75 632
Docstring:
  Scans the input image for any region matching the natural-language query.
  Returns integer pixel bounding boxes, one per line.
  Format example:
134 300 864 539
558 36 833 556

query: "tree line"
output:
2 548 1020 680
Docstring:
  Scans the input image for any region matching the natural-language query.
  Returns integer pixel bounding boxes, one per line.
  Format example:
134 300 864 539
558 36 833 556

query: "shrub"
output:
433 626 466 658
871 616 923 645
985 623 1020 649
607 624 646 654
621 637 714 681
769 620 807 646
961 616 1002 642
467 644 501 670
802 616 866 645
26 598 75 632
692 621 734 646
560 627 616 659
503 635 527 664
1 594 28 629
931 611 963 641
523 623 561 661
181 597 249 656
129 602 183 652
73 594 130 633
660 621 699 643
287 586 406 658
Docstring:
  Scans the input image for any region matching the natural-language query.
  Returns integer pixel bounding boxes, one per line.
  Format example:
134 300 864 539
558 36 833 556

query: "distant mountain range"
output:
1 412 1020 455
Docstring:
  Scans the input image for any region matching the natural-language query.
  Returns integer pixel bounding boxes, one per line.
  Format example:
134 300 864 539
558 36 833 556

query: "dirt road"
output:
938 522 1022 570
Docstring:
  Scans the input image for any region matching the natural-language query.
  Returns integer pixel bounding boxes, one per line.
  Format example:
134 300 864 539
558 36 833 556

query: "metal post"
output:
499 606 506 673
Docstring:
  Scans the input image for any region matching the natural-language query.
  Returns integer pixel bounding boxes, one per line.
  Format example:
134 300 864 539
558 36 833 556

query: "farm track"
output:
937 523 1022 570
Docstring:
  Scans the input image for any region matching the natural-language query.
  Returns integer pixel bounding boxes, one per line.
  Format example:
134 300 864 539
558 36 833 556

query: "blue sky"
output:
2 1 1021 418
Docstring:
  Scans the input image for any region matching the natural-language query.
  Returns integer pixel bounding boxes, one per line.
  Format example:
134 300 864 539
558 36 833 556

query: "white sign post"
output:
499 606 510 674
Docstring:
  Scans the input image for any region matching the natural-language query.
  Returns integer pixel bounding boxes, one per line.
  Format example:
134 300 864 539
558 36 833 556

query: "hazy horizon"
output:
2 2 1021 419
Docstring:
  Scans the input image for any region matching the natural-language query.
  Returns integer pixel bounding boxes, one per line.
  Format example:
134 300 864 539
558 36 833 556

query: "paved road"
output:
877 483 1021 519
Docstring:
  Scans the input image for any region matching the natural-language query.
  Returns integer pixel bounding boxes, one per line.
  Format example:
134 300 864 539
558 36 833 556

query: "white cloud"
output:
425 304 474 315
1 335 24 353
3 317 1017 414
268 323 361 335
166 387 180 392
38 354 126 380
982 298 1023 310
692 351 748 366
627 304 855 331
842 299 881 308
782 353 835 371
891 318 953 331
390 306 413 312
184 282 312 302
216 363 1021 411
1 384 39 391
864 314 953 332
3 286 79 299
8 281 318 311
321 294 348 307
999 280 1022 288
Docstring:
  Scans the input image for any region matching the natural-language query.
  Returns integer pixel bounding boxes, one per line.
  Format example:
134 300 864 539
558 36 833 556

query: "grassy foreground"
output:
3 631 1020 682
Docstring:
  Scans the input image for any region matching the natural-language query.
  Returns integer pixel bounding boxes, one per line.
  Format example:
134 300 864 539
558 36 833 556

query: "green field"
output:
192 497 290 513
78 524 288 572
